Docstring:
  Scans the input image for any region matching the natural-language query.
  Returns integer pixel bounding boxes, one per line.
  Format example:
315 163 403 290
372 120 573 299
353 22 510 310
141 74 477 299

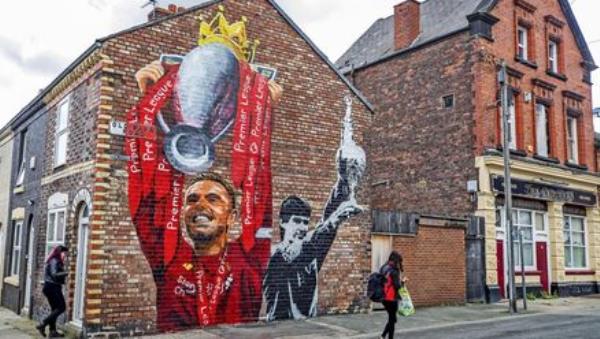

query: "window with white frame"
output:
534 211 546 233
548 40 558 73
566 116 578 163
535 103 550 157
54 97 70 167
501 95 518 150
15 130 27 187
517 26 528 60
10 220 23 276
46 209 66 256
512 209 535 269
563 215 587 268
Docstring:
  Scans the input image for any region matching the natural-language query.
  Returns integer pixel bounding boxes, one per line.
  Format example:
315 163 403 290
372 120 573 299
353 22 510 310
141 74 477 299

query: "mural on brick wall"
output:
263 96 365 321
125 6 365 332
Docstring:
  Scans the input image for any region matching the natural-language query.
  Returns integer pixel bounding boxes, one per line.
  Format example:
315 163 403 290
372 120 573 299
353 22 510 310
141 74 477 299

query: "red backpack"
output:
382 267 396 301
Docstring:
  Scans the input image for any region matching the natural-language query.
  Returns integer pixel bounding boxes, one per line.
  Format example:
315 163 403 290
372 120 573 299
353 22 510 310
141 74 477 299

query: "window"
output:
55 97 70 167
548 40 558 73
443 95 454 108
10 221 23 276
501 95 517 150
564 215 587 268
566 116 578 163
535 103 550 157
46 209 66 256
15 130 27 187
495 208 502 229
512 209 534 269
534 212 546 232
517 26 528 60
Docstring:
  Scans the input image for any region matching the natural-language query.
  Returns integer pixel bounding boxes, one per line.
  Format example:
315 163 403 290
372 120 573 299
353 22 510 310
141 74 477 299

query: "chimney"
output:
147 3 182 22
394 0 421 50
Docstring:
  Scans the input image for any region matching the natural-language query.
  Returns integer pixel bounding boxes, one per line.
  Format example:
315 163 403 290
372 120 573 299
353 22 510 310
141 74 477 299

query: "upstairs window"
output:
535 103 550 157
566 116 578 163
548 40 559 73
501 95 518 150
10 220 23 276
15 130 27 187
517 26 529 61
55 97 70 167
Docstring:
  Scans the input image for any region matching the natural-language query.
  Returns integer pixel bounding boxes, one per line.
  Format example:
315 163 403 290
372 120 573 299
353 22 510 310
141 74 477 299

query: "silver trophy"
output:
336 95 366 204
159 43 240 175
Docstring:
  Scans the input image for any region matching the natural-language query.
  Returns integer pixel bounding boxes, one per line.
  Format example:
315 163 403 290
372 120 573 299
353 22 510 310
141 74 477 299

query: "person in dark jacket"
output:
380 251 407 339
36 245 68 338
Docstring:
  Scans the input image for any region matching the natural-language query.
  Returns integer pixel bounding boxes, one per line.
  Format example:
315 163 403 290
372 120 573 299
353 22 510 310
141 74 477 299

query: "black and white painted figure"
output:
263 96 365 321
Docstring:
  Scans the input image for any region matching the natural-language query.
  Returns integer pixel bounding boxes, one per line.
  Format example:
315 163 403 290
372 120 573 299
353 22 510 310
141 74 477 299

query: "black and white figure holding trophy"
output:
263 96 366 321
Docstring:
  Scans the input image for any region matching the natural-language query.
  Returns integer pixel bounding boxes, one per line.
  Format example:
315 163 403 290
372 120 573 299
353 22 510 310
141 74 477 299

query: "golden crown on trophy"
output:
198 5 259 62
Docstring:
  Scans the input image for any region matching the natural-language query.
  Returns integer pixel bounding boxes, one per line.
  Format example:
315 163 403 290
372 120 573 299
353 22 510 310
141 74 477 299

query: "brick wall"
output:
474 0 596 171
2 106 48 314
80 0 372 334
352 32 478 218
31 71 101 324
392 225 466 306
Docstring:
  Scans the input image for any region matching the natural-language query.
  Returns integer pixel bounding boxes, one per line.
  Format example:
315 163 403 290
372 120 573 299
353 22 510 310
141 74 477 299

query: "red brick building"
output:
1 0 380 336
339 0 599 302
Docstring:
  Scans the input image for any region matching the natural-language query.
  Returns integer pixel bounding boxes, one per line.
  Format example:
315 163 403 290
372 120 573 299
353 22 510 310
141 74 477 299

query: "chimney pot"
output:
168 4 177 13
394 0 421 50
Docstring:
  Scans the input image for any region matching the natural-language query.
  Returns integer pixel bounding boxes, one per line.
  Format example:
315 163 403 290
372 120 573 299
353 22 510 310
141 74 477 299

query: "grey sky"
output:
0 0 598 129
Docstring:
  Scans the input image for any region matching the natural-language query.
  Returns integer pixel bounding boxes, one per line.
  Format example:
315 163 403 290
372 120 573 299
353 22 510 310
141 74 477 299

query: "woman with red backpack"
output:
380 251 407 339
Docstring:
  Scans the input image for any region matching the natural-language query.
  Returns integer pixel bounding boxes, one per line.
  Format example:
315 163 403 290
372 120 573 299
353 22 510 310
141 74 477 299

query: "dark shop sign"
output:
492 175 597 207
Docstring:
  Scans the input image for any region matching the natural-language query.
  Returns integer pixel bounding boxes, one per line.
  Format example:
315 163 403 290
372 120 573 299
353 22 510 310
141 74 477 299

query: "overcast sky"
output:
0 0 599 129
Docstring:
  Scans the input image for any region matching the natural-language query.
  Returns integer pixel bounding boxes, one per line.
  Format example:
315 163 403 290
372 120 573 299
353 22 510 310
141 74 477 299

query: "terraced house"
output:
0 0 378 336
338 0 599 302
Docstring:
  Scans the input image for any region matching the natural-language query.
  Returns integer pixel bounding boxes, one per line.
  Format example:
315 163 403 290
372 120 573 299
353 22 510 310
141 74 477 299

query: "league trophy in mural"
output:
263 96 366 321
126 6 280 331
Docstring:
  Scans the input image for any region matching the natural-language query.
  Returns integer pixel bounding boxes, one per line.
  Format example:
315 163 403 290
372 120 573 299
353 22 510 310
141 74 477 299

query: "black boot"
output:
35 323 46 337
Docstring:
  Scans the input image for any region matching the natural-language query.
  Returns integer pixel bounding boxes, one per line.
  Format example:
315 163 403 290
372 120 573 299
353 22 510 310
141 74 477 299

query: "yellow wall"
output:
476 155 600 290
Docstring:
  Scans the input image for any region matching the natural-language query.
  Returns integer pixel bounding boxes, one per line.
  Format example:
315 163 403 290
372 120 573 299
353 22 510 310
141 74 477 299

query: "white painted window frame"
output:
566 116 578 163
15 131 27 187
512 209 537 271
517 26 529 60
563 215 588 270
54 96 70 167
535 103 549 157
10 220 23 277
46 208 67 257
548 40 558 73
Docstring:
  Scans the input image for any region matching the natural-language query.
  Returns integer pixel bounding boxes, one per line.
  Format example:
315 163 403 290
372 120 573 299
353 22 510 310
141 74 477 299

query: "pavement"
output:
2 295 599 338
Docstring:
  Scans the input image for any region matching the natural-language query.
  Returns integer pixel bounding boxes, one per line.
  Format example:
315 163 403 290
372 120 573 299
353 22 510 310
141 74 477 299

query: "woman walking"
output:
36 245 68 338
380 251 406 339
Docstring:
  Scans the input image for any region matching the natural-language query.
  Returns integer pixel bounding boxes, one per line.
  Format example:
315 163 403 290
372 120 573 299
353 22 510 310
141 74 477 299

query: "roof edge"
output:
0 41 102 135
557 0 597 68
335 15 393 67
478 0 596 68
347 27 469 74
266 0 374 113
98 0 223 43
